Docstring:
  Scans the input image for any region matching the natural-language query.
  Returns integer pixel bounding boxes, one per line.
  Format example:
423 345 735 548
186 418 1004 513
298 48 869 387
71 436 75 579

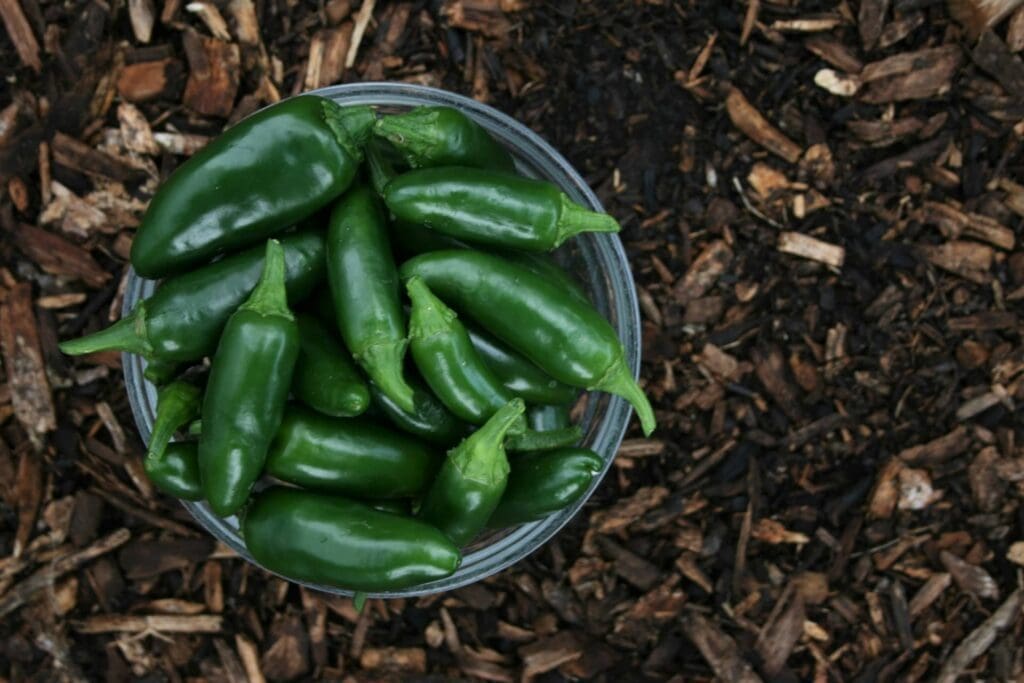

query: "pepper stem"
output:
406 276 456 340
593 358 656 436
322 100 375 161
359 339 415 413
145 380 202 465
365 140 398 197
58 304 153 358
239 240 293 320
449 398 525 484
554 194 621 248
374 110 439 167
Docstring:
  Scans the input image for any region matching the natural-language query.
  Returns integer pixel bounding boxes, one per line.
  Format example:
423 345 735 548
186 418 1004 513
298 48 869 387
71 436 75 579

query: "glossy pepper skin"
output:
327 186 415 413
466 324 578 405
368 380 470 447
384 167 620 252
265 405 441 499
59 228 324 363
374 106 516 172
131 97 374 278
419 399 525 546
292 314 370 417
144 441 203 501
200 241 299 517
488 448 603 528
143 358 182 386
243 487 461 591
145 380 202 463
528 403 573 432
399 251 655 436
407 276 525 432
505 425 583 452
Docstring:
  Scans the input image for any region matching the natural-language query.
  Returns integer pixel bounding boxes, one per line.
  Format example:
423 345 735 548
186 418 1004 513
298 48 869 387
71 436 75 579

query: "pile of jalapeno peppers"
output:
61 96 656 592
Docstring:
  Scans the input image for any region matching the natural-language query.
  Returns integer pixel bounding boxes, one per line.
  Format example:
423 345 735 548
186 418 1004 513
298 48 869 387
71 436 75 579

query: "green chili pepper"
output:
327 186 415 413
374 106 516 172
419 398 525 546
292 314 370 418
200 240 299 517
487 448 603 528
367 499 412 516
144 441 203 501
384 167 620 252
528 403 573 432
243 487 461 591
145 380 202 463
399 251 655 436
264 405 441 499
59 228 324 363
505 425 583 452
142 358 183 386
364 138 405 198
406 276 525 433
368 379 470 447
466 324 578 405
131 97 374 278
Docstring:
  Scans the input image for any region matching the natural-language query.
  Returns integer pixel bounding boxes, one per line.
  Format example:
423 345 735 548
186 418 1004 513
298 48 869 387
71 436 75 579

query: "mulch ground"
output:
1 0 1024 680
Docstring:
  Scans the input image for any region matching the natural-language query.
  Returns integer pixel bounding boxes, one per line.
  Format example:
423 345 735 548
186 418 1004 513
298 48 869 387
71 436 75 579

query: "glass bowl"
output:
122 82 642 597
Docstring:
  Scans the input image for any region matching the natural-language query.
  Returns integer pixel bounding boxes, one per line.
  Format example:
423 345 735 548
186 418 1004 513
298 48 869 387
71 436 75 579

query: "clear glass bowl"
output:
122 82 641 597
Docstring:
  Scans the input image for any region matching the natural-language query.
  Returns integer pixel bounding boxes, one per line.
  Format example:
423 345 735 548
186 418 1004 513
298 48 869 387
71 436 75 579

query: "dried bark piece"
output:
753 346 801 421
117 58 183 102
814 68 862 96
1009 5 1024 50
972 30 1024 95
950 312 1020 330
305 23 353 89
936 589 1023 683
868 458 902 519
751 519 810 545
51 132 146 185
359 647 427 673
682 613 763 683
589 486 669 534
117 538 214 579
0 283 57 445
879 11 926 48
968 447 1006 512
10 223 111 286
1007 543 1024 566
848 116 924 146
235 635 265 683
772 16 842 32
899 426 971 464
778 231 845 268
726 87 803 163
186 0 231 40
858 0 891 49
262 613 310 681
73 614 222 633
154 131 210 156
596 536 661 591
674 240 733 304
182 29 241 118
861 46 963 103
117 103 160 156
345 0 376 68
757 594 805 677
518 632 583 678
956 387 1009 420
909 572 952 616
0 0 42 71
898 466 941 510
442 0 517 39
940 550 1000 600
13 450 42 556
128 0 155 42
804 35 864 72
920 201 1016 250
949 0 1024 38
918 241 994 284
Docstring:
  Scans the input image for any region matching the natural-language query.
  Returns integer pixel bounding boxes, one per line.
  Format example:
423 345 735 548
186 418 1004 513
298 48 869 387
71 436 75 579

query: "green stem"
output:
593 360 656 437
365 140 398 197
145 380 202 464
449 398 525 484
58 304 153 358
322 100 374 160
554 194 621 247
239 240 293 320
374 112 438 167
406 276 456 340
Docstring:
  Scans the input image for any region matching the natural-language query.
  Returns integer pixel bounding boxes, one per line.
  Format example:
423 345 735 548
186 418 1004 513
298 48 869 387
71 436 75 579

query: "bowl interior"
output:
123 82 641 597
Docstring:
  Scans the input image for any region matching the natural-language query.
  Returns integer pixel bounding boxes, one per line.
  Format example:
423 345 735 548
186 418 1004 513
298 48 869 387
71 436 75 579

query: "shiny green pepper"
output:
488 448 603 528
144 441 203 501
131 97 374 278
374 106 516 172
292 314 370 418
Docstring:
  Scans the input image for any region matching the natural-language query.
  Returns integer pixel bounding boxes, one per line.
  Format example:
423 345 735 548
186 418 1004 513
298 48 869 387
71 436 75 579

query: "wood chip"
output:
972 30 1024 96
909 572 952 617
778 231 845 268
814 68 862 96
940 550 1000 600
0 0 42 71
898 426 971 464
305 23 353 89
918 241 994 284
117 59 182 102
897 466 940 510
9 223 111 286
345 0 376 68
186 0 231 40
674 240 733 304
756 594 805 676
726 87 803 163
751 519 810 545
0 283 57 445
153 131 210 156
73 614 222 634
1009 5 1024 50
804 35 864 72
235 634 266 683
128 0 155 42
772 16 842 32
182 28 241 118
936 589 1023 683
861 45 963 103
682 613 763 683
117 103 160 156
360 646 427 673
589 486 670 533
517 632 583 678
920 201 1016 250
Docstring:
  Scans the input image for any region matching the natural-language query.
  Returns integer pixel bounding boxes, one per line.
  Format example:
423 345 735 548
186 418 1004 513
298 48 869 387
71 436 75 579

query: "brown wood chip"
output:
360 646 427 673
518 631 583 678
940 550 1000 600
936 589 1024 683
682 613 763 683
726 87 803 163
182 29 241 118
10 223 111 287
674 240 733 304
0 0 42 71
0 283 57 444
757 594 806 676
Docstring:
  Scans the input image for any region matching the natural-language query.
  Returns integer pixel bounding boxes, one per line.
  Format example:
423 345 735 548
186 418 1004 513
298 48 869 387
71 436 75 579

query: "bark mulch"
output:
1 0 1024 681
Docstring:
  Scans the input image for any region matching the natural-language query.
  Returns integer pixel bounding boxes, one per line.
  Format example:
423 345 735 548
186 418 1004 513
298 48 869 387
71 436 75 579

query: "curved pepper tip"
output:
595 363 656 437
360 340 416 414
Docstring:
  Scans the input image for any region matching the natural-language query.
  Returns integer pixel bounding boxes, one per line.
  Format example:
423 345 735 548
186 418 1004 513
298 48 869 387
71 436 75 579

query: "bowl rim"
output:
123 81 642 597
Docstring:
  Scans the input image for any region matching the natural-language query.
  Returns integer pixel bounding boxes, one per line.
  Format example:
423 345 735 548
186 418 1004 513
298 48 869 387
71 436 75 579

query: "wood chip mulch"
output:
1 0 1024 681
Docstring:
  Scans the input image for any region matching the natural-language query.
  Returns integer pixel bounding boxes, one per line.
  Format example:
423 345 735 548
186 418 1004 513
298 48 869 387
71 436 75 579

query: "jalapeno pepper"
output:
384 167 620 252
419 398 525 546
292 314 370 418
487 448 603 528
528 403 573 432
199 241 299 516
406 276 525 433
367 499 412 516
327 186 415 413
243 487 461 591
264 405 441 499
399 250 655 436
505 425 583 452
144 441 203 501
59 228 324 363
131 97 374 278
145 380 202 463
368 379 470 447
142 358 183 386
364 138 405 198
466 323 578 405
374 106 516 172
